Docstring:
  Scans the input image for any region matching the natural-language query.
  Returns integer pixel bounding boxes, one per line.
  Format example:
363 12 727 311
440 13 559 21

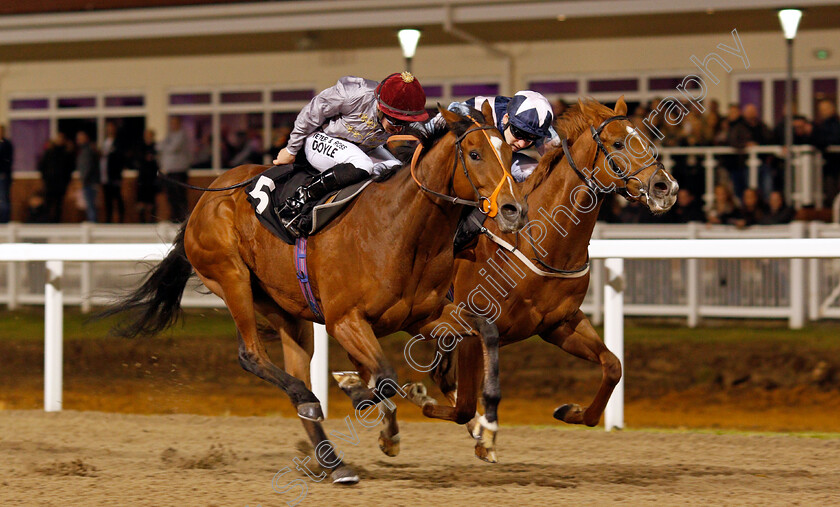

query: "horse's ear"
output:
438 104 463 128
578 98 592 119
480 100 493 125
615 95 628 116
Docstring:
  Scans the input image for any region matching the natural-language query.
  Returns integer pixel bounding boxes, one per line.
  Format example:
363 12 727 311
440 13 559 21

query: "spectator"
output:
75 131 99 223
136 129 159 223
728 103 773 198
100 121 126 223
265 126 291 165
0 124 12 223
760 191 796 225
192 130 212 169
707 184 741 225
702 99 721 144
736 188 766 227
159 116 190 223
228 130 262 166
38 132 75 223
671 188 706 223
813 99 840 206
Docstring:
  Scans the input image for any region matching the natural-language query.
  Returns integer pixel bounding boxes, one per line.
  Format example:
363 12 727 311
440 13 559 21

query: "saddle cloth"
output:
245 164 372 245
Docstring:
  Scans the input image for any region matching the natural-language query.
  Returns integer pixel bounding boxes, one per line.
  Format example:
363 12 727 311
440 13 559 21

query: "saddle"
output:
245 164 372 245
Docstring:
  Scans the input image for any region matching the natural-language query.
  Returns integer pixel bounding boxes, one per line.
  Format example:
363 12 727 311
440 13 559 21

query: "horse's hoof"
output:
331 464 360 485
403 382 437 407
332 371 364 389
472 415 498 463
297 402 324 422
474 442 498 463
466 413 483 440
553 403 584 425
378 431 401 457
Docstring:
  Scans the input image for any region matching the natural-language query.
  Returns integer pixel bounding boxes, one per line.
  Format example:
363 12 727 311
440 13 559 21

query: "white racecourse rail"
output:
2 239 840 431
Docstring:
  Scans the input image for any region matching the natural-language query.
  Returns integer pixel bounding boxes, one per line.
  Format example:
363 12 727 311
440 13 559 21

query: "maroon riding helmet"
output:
375 72 429 122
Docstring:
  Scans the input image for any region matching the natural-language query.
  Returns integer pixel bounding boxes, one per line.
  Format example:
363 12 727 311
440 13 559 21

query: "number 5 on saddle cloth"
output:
245 164 373 245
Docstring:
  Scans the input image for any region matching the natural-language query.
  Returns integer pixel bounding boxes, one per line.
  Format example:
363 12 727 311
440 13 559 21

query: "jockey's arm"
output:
536 125 562 156
282 79 356 159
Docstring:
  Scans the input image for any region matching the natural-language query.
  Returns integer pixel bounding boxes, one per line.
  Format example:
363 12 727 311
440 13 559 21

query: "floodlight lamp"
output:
778 9 802 40
398 29 421 59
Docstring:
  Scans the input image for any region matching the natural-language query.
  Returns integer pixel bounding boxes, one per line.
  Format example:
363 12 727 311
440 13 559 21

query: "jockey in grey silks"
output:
273 72 429 236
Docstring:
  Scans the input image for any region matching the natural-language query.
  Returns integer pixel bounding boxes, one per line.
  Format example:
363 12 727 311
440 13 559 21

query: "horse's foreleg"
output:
540 309 622 427
338 358 400 458
329 313 400 405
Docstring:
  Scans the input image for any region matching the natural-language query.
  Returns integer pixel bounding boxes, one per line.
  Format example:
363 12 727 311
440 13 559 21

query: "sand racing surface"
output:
2 409 839 506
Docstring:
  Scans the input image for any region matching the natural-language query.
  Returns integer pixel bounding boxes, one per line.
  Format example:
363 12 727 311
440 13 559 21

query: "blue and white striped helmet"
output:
506 90 554 139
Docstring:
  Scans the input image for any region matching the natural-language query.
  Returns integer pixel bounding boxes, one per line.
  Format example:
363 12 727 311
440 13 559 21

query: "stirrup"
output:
279 212 305 238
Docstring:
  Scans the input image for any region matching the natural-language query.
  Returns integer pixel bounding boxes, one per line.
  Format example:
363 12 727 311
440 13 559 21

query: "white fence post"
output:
44 260 63 412
604 257 624 431
790 222 806 329
6 222 19 310
702 153 716 212
747 150 760 190
311 323 329 418
80 222 92 314
687 222 700 328
808 221 820 322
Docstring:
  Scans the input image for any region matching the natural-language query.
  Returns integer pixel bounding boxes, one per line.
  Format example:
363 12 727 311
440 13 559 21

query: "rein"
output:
157 171 259 192
389 116 513 218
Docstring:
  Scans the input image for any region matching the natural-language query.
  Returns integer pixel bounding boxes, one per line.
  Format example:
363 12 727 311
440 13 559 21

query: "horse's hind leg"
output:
259 307 359 484
541 309 622 427
194 262 323 420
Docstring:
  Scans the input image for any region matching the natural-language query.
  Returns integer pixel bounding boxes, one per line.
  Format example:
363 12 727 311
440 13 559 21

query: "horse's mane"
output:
393 106 487 166
521 98 616 195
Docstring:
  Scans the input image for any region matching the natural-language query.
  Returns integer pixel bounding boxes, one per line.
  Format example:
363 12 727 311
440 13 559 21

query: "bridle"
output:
389 115 513 218
562 114 665 201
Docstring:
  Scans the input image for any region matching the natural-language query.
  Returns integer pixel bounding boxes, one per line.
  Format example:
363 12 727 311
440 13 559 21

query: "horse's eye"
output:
469 150 481 161
613 141 624 150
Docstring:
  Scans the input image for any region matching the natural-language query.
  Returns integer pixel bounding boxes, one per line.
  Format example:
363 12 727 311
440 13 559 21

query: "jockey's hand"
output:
273 148 295 166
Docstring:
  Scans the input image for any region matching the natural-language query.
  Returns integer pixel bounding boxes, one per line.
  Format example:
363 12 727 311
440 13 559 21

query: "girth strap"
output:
295 237 325 323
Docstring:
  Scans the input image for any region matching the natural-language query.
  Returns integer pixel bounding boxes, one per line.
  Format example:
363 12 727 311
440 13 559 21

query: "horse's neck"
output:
361 140 462 253
519 141 603 269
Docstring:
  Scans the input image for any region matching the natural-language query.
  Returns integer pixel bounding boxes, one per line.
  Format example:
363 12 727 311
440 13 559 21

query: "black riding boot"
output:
277 163 368 237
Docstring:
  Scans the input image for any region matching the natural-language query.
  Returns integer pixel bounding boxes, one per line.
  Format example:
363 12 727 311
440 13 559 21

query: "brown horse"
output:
351 97 677 459
105 102 527 484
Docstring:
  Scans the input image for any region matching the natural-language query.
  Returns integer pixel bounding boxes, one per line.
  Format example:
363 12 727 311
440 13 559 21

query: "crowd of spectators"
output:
0 95 839 225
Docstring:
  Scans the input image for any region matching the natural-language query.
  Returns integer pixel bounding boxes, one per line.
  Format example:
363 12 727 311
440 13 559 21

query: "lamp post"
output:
398 29 421 73
778 8 802 201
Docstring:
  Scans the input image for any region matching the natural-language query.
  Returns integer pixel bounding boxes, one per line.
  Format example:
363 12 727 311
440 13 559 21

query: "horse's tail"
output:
100 224 193 338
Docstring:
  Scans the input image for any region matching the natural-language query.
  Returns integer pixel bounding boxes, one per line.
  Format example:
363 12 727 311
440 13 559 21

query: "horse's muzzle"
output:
496 201 528 233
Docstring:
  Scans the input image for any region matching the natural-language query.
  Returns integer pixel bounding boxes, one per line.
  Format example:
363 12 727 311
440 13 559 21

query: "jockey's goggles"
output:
508 124 540 143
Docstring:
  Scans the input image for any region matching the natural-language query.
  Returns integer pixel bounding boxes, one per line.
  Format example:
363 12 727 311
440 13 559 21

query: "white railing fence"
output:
5 222 840 327
4 238 840 432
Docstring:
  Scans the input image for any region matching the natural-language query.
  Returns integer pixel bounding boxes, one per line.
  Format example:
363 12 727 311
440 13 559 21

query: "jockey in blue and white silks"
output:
454 91 560 182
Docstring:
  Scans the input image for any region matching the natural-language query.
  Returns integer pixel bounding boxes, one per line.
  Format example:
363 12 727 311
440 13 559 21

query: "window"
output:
738 80 764 119
7 92 146 172
167 86 316 169
772 79 799 125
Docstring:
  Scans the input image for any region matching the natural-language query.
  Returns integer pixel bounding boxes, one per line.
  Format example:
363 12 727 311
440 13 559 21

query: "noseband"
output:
562 115 664 200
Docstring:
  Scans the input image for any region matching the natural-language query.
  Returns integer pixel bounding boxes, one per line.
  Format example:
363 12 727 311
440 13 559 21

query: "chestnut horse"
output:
105 103 527 484
356 97 678 459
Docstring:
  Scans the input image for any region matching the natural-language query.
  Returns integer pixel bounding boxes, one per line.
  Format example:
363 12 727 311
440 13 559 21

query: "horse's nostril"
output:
500 203 520 220
654 181 669 194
